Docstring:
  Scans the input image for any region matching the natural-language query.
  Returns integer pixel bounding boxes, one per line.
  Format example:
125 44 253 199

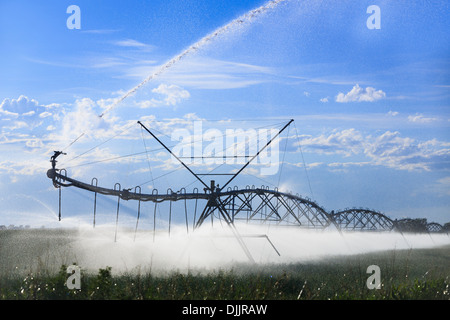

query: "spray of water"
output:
89 224 450 271
99 0 287 118
5 222 447 276
15 0 448 275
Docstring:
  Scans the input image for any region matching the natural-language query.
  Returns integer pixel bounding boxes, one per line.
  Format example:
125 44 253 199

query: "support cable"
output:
277 123 290 189
293 121 314 200
140 126 157 189
61 121 136 167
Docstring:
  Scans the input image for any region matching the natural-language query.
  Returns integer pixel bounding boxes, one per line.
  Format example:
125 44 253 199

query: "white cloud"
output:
420 176 450 197
138 113 204 136
39 111 52 118
124 57 274 90
23 111 36 117
0 95 134 179
60 98 116 142
0 96 65 153
387 110 399 116
136 98 160 109
298 129 364 157
0 96 61 124
25 138 44 149
435 177 450 196
96 97 120 110
114 39 152 48
0 95 38 117
336 84 386 103
91 57 127 69
319 97 329 103
136 84 190 108
407 113 438 123
4 121 28 131
152 84 190 106
81 29 121 35
0 94 201 180
297 129 450 171
0 159 46 177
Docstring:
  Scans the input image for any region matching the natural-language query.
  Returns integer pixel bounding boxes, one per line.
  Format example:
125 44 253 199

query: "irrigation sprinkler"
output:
47 119 449 262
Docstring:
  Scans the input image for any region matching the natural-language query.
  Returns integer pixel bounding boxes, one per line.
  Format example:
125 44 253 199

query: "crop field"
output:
0 228 449 300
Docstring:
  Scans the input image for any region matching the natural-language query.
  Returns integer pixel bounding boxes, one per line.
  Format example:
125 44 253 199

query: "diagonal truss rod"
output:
138 119 294 192
137 121 210 191
220 119 294 190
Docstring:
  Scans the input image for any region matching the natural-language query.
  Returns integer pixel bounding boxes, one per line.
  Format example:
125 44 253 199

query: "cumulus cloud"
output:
364 131 423 169
0 159 45 177
0 96 61 123
153 84 190 106
298 129 364 157
0 95 59 177
297 129 450 171
0 92 200 179
136 84 190 108
0 96 64 154
387 111 399 116
1 96 114 149
0 95 39 117
60 98 117 142
336 84 386 103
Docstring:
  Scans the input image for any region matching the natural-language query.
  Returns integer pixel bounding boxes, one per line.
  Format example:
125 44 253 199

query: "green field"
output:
0 229 449 300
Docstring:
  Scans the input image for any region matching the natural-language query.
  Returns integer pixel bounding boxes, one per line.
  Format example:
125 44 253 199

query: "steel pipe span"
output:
47 168 448 233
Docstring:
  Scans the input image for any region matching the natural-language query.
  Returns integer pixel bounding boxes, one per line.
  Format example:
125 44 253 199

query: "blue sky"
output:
0 0 449 227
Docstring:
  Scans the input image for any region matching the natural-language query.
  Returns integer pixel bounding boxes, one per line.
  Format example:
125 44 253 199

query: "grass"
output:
0 229 449 300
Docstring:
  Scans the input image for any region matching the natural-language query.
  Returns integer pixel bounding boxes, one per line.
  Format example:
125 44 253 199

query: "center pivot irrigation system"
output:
47 119 449 261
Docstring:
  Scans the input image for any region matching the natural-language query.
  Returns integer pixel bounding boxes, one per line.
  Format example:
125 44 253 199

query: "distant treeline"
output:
394 219 450 233
0 225 32 230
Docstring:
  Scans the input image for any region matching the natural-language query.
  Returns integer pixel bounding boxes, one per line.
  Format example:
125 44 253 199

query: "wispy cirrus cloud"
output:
407 113 438 123
113 39 155 50
81 29 121 35
26 38 156 72
123 56 275 90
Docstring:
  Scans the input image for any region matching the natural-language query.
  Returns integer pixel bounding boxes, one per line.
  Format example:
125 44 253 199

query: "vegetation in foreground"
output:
1 244 449 300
